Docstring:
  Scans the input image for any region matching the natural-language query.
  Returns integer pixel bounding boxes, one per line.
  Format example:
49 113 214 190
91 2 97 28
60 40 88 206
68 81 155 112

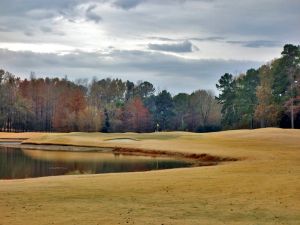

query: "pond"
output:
0 145 192 179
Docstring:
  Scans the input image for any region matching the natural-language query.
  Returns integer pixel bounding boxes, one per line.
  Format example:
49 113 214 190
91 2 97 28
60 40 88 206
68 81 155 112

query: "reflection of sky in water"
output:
0 146 191 179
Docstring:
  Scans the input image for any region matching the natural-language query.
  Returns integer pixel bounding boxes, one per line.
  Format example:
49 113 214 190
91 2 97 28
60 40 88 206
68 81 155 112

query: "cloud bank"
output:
0 0 299 93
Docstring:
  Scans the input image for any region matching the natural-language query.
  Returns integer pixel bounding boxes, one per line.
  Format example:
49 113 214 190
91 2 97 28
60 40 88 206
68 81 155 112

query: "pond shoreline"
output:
1 141 238 168
0 145 195 180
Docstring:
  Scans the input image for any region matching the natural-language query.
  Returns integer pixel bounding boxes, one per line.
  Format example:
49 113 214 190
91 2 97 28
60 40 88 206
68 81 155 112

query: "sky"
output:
0 0 299 94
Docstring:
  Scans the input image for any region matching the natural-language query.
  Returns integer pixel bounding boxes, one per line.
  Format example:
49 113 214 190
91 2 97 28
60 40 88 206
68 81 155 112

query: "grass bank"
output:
0 128 299 225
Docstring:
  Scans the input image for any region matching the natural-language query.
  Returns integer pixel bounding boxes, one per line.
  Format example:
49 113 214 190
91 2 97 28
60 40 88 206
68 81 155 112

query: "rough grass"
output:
0 128 299 225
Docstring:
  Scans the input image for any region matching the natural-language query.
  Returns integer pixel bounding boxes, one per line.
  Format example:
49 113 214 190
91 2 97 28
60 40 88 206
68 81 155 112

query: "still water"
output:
0 146 191 179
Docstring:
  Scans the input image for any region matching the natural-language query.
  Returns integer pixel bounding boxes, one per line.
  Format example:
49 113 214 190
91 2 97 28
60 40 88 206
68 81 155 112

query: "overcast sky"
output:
0 0 299 94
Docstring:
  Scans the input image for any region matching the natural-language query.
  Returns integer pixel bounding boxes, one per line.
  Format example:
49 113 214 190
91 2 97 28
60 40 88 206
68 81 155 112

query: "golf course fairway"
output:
0 128 299 225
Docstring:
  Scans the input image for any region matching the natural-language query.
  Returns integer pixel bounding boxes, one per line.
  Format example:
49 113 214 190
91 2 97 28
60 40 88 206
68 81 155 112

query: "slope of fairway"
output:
0 132 42 139
0 128 299 225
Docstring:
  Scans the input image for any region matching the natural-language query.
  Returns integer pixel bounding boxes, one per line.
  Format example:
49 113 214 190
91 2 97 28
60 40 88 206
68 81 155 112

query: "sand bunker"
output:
105 138 139 143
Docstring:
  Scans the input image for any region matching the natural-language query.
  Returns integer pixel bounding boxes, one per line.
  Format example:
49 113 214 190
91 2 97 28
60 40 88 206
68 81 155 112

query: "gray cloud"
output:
25 9 57 20
0 26 11 32
148 37 177 42
227 40 281 48
24 31 35 37
196 0 300 40
0 0 80 16
148 41 197 53
111 0 214 10
112 0 145 10
40 26 52 33
0 48 261 93
1 0 299 46
40 26 65 36
191 36 225 42
85 4 102 23
148 36 225 42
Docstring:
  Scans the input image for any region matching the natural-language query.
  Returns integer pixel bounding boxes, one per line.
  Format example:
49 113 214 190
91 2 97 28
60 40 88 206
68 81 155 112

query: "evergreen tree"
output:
235 69 259 128
216 73 238 129
155 90 174 131
102 109 111 133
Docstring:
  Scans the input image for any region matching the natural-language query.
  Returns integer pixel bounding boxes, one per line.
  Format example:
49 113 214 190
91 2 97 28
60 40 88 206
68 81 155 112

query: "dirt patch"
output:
113 147 238 166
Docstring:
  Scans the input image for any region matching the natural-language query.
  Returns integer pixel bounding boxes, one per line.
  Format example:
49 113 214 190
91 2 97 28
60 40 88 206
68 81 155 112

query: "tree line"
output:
216 44 300 129
0 44 299 132
0 72 220 132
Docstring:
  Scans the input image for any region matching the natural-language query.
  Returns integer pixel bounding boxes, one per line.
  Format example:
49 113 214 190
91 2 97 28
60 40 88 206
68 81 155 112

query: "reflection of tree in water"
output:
0 147 191 179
